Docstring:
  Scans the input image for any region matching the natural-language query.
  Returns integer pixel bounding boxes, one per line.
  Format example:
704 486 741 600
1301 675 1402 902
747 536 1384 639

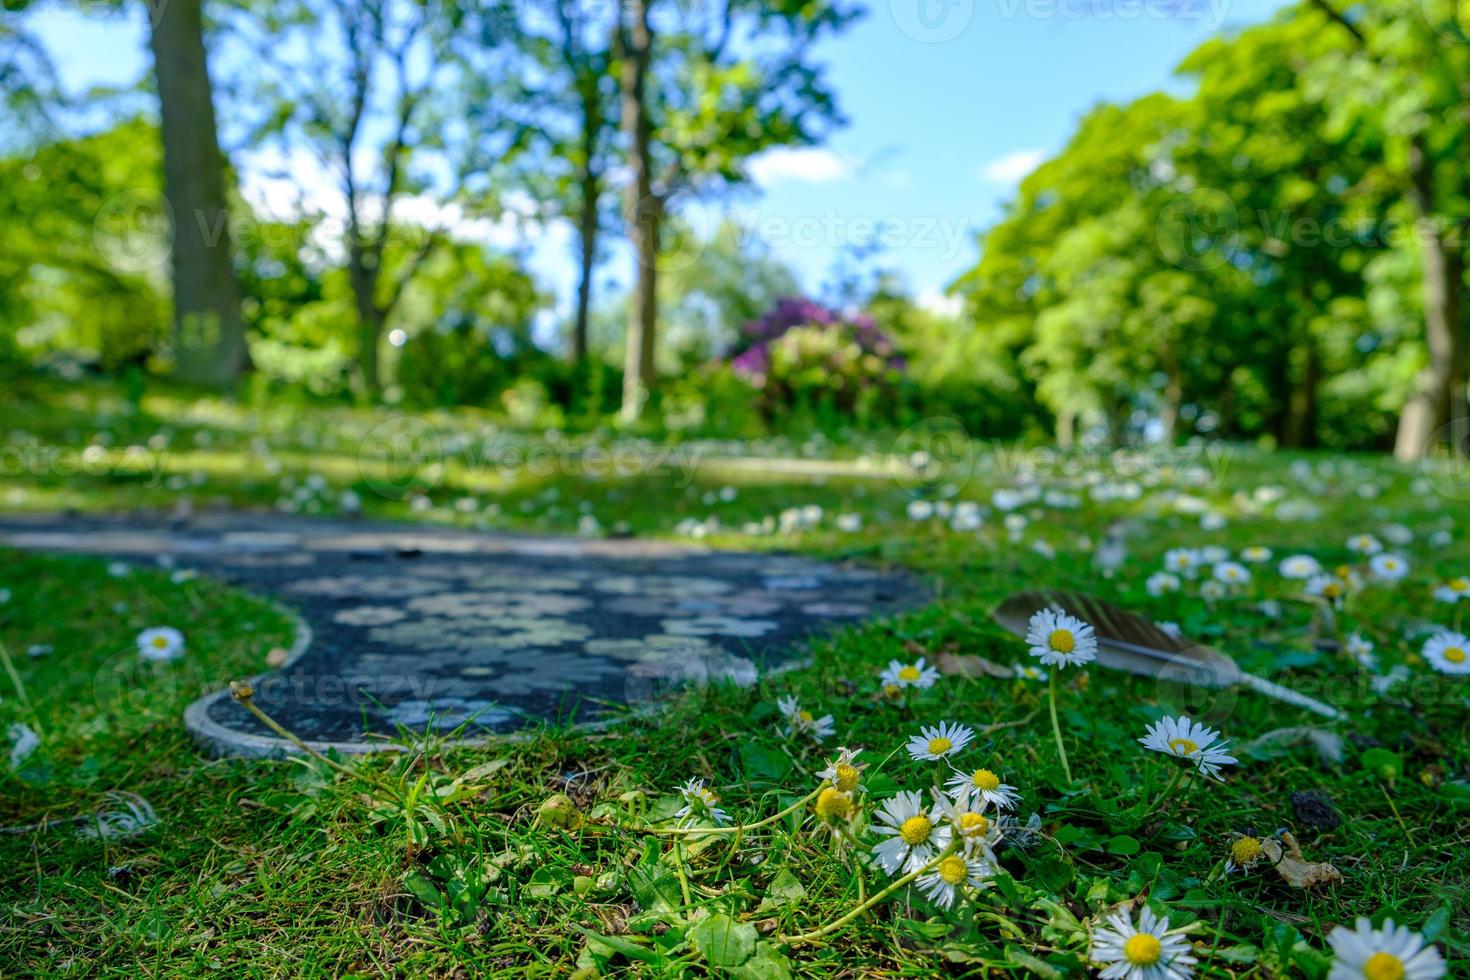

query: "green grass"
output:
2 379 1468 976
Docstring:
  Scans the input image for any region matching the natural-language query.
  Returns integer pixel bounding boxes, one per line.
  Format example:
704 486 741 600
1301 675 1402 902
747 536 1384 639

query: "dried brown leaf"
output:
1261 832 1342 889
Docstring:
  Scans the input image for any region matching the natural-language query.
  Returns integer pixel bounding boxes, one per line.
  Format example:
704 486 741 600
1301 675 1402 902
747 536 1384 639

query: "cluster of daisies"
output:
1146 537 1470 679
1089 907 1445 980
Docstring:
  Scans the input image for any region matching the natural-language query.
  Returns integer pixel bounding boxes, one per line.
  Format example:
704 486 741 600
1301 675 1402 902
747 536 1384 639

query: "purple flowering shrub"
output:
729 297 904 413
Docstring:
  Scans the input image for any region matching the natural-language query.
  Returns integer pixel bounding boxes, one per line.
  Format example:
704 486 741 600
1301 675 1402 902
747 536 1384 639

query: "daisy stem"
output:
1047 672 1072 784
643 787 823 836
670 838 694 907
1145 767 1185 814
0 639 32 712
233 687 399 800
780 843 957 947
1379 783 1415 846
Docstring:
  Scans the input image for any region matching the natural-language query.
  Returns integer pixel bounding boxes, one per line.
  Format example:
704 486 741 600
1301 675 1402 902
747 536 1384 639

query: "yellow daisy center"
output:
1449 578 1468 592
834 763 860 793
1363 952 1405 980
898 665 921 682
1049 628 1075 653
152 636 169 648
881 683 902 698
1230 837 1262 864
1335 565 1352 579
928 737 953 755
815 787 850 820
1323 582 1343 598
899 815 932 845
937 856 969 885
958 812 990 835
1444 646 1467 664
1123 933 1163 966
972 769 1001 791
798 710 814 724
1168 737 1199 756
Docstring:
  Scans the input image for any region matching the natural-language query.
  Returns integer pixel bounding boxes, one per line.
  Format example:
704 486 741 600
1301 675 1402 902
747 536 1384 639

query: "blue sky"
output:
29 0 1286 322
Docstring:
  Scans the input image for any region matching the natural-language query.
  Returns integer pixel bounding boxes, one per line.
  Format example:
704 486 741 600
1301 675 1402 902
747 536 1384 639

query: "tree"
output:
517 1 617 367
226 0 523 396
613 0 859 422
1304 0 1470 459
147 0 247 386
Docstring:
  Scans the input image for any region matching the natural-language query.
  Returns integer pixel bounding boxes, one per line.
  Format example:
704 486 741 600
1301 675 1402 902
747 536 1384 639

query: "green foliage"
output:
0 120 169 374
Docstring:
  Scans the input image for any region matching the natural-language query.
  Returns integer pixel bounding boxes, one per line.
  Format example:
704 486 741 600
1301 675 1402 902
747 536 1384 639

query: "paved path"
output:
0 513 924 755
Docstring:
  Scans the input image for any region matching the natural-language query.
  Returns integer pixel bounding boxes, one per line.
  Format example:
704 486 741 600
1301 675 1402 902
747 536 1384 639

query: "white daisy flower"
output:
816 747 866 794
1280 554 1321 580
1090 905 1198 980
945 766 1020 810
0 588 11 604
916 852 993 909
906 499 935 521
1163 548 1202 579
1213 561 1251 586
835 513 863 533
1200 545 1230 564
1422 631 1470 675
1347 533 1383 556
870 790 951 875
674 778 729 826
1014 663 1047 681
1240 546 1272 563
880 657 940 691
136 626 185 662
776 696 835 742
1345 632 1376 669
1369 554 1409 582
906 721 974 762
938 790 1005 857
1225 835 1266 875
1306 573 1352 609
1432 577 1469 603
1026 608 1098 668
1146 572 1181 597
1139 715 1237 781
1200 580 1227 602
1326 917 1445 980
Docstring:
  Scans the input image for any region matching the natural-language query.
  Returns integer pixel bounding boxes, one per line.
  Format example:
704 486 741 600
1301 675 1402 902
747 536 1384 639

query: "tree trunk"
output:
1395 139 1467 459
147 0 246 388
618 0 657 423
348 241 383 396
1285 339 1321 449
570 115 599 365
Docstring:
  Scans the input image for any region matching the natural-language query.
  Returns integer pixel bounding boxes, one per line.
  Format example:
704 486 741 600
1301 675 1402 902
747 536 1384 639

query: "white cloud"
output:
977 149 1047 186
747 147 851 186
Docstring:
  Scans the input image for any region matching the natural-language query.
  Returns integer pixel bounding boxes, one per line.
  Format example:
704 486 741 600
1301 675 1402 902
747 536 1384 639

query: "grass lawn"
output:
2 380 1468 977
